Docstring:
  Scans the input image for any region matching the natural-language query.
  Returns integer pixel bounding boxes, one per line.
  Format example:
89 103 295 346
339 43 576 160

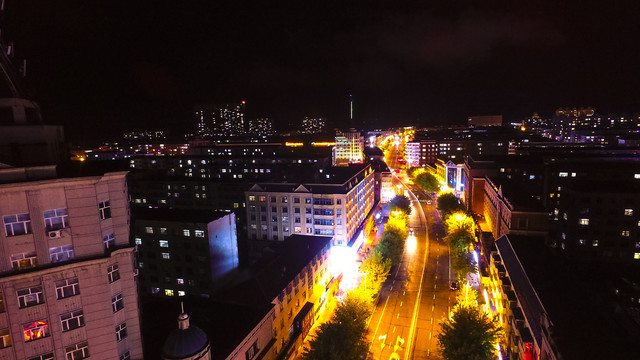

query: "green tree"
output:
451 251 476 281
437 306 502 360
444 228 475 255
454 285 479 311
414 172 440 193
389 194 412 216
303 293 372 360
374 227 405 265
359 251 391 299
437 192 465 217
406 167 422 178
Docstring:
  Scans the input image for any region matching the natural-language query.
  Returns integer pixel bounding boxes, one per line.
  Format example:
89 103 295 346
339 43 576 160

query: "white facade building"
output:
245 165 375 246
405 141 421 168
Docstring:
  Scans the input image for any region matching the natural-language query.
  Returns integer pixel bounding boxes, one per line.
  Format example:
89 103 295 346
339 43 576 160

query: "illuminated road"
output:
366 171 452 360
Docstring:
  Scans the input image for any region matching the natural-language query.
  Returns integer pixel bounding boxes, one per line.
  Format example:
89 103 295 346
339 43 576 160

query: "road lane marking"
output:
397 313 399 319
400 301 403 307
368 295 391 354
433 294 436 300
393 326 396 333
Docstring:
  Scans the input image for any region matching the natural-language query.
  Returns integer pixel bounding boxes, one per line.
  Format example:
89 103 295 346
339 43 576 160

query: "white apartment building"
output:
333 129 364 166
405 141 421 168
0 168 142 360
245 165 375 246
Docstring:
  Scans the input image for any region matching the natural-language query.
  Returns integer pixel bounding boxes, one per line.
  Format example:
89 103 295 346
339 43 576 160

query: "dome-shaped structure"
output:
161 312 211 360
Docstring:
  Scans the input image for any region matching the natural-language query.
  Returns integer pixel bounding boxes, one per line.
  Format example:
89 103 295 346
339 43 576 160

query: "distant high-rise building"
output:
333 129 364 166
301 117 326 134
194 102 246 138
247 117 274 137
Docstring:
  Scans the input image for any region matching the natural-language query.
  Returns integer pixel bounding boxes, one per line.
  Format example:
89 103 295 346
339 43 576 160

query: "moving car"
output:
408 228 414 236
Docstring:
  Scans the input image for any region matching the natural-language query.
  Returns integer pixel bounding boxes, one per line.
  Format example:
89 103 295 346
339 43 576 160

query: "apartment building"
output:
133 209 239 298
245 165 375 246
0 168 141 360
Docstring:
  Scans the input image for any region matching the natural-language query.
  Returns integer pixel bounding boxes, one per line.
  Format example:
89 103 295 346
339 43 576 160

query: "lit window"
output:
635 174 640 179
559 172 568 177
625 209 634 216
145 226 154 234
177 278 184 285
159 227 168 234
579 218 589 225
162 253 170 260
99 201 111 220
634 253 640 260
65 342 90 360
593 239 599 247
135 238 142 245
622 231 630 237
178 291 186 296
23 321 49 342
0 329 11 349
182 229 190 236
159 240 169 248
11 252 37 270
249 195 256 201
165 289 174 296
195 230 205 237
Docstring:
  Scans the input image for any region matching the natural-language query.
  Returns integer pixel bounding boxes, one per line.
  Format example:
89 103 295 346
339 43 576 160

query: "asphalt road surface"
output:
366 172 451 360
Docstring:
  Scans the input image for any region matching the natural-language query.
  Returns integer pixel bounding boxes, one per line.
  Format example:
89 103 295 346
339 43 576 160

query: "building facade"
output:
245 165 375 246
0 170 142 360
134 210 239 298
333 129 364 166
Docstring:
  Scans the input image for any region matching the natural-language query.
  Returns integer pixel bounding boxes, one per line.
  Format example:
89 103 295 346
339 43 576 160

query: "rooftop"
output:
132 208 233 224
500 234 640 359
215 234 332 308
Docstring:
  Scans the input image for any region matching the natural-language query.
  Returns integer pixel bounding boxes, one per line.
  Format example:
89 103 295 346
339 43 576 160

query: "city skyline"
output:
5 1 640 141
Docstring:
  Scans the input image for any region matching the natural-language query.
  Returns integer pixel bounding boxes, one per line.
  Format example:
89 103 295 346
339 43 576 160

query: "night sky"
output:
5 1 640 142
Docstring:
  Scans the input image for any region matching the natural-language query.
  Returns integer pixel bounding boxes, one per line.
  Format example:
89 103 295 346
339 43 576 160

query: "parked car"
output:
450 281 459 290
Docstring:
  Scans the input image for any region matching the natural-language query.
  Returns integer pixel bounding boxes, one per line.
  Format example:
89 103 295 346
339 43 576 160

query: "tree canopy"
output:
436 192 465 217
303 293 372 360
414 172 440 193
374 227 405 265
437 306 502 360
389 194 412 216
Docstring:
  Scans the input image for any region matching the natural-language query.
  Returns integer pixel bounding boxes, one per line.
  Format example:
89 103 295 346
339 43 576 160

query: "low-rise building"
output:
133 209 239 298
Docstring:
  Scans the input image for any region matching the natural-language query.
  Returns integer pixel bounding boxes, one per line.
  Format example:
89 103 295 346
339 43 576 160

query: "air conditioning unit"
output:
48 230 62 239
